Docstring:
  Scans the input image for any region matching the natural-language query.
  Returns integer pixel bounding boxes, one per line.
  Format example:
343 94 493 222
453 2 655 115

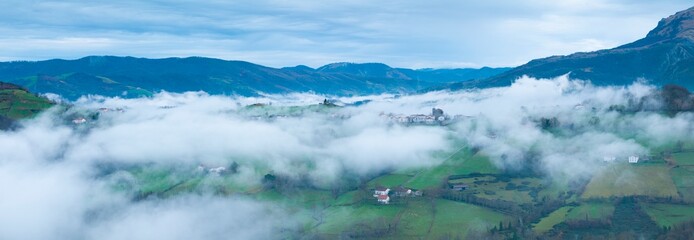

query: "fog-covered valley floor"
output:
2 76 694 239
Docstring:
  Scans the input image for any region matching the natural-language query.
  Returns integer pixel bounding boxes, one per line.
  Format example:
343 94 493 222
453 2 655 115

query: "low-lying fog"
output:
2 75 692 239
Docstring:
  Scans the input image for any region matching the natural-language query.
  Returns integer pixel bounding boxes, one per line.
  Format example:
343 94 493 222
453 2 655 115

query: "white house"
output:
628 156 639 163
424 117 436 124
208 167 227 175
72 117 87 124
393 186 413 197
196 164 206 172
377 194 390 204
374 187 390 197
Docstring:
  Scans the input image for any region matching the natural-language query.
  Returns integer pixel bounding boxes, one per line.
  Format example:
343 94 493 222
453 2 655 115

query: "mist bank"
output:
2 75 694 238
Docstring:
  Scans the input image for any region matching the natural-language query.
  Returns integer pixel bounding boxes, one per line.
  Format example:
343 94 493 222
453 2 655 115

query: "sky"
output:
0 1 691 68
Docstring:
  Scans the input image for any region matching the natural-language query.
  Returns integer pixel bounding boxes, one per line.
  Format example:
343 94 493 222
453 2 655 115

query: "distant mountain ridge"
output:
454 6 694 90
0 57 510 100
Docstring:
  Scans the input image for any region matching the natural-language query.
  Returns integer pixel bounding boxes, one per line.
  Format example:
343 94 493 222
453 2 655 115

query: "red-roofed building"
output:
377 194 390 204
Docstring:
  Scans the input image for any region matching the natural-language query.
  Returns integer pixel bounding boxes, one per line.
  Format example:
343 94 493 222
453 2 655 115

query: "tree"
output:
661 84 693 113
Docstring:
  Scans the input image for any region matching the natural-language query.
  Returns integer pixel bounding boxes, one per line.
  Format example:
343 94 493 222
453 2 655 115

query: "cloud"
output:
4 75 694 237
84 196 292 240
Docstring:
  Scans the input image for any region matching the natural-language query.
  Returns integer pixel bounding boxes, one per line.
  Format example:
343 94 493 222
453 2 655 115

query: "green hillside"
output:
0 82 54 128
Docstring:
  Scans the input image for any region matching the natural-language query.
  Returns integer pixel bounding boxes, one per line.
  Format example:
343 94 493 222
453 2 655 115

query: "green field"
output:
405 150 500 189
131 167 187 195
367 174 413 188
392 200 436 237
565 203 615 221
533 206 572 233
449 152 500 175
333 190 359 205
0 89 54 120
314 198 509 239
582 164 679 199
427 199 509 238
315 204 404 235
449 176 539 204
672 152 694 166
531 202 613 234
671 166 694 202
641 203 694 227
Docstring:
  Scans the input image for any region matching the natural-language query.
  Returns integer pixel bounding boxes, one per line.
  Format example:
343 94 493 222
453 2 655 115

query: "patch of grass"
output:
476 188 534 204
124 87 153 98
256 189 284 202
449 152 500 176
367 174 412 188
405 166 449 190
565 203 614 221
533 206 572 233
133 168 184 195
0 89 53 120
641 203 694 227
672 152 694 166
315 204 404 234
256 189 334 209
333 190 359 205
582 164 679 199
450 176 541 204
406 150 500 190
164 176 204 195
429 199 509 238
392 200 435 237
315 198 508 238
670 166 694 202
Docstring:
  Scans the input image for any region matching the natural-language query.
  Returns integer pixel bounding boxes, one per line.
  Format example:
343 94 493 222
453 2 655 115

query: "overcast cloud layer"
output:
0 0 691 68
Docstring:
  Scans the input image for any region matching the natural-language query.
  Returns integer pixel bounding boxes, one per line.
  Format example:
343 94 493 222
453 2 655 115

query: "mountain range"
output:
453 6 694 90
0 57 509 100
1 6 693 99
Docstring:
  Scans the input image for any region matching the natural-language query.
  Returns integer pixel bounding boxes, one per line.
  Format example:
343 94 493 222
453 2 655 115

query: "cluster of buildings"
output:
196 164 229 176
71 107 125 125
72 117 87 124
450 183 469 191
374 187 391 204
98 107 126 113
603 155 641 164
381 108 468 126
372 186 422 204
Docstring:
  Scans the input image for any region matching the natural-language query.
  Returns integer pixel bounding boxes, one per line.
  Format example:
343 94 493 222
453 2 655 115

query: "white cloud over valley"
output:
1 76 694 238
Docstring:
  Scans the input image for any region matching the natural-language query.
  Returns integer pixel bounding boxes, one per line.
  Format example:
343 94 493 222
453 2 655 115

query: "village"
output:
71 107 126 125
380 108 468 126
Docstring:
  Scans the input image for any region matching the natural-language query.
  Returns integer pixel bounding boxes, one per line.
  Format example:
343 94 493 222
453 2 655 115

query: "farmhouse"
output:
196 164 228 176
374 187 390 197
628 155 639 163
393 186 412 197
377 194 390 204
373 186 391 204
72 117 87 124
450 183 468 191
208 167 228 175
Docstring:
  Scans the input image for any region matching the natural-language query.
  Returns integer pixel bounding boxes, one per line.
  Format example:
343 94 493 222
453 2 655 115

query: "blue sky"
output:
0 0 691 68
